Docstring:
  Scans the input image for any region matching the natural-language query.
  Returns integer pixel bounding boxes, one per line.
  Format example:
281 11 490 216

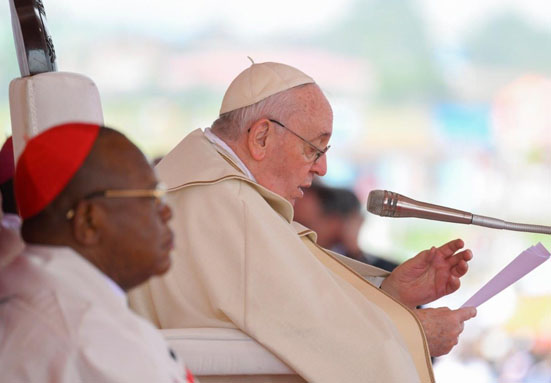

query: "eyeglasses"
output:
66 184 167 220
269 119 330 163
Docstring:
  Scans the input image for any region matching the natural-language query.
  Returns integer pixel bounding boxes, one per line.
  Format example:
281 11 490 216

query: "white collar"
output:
104 275 126 299
204 128 256 182
25 244 126 301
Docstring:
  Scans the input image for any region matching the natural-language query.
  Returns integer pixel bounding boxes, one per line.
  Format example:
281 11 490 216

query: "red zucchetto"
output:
15 123 100 219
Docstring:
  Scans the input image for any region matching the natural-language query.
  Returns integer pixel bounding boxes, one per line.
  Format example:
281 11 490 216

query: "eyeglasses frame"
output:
268 119 330 163
65 185 167 220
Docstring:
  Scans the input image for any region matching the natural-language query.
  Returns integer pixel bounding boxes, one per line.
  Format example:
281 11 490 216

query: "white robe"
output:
0 245 193 383
129 129 434 383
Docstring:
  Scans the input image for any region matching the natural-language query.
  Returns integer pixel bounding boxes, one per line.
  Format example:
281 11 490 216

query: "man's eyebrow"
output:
312 132 331 141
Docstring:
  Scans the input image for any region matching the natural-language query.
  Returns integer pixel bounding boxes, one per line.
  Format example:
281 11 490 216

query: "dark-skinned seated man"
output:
129 62 476 383
0 123 194 383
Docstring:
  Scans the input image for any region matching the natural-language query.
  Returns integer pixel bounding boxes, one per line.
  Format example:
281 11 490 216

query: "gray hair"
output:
211 84 312 141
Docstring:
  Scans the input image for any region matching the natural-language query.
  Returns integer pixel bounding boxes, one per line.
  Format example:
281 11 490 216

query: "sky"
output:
419 0 550 44
31 0 551 44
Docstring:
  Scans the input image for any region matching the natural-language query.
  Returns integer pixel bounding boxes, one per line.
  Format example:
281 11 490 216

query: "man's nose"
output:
159 201 173 223
311 154 327 176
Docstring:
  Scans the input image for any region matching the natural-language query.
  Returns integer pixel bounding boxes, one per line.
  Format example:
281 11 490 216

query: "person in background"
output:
0 137 22 269
0 190 23 269
293 182 398 271
0 137 17 214
129 61 476 383
0 123 194 383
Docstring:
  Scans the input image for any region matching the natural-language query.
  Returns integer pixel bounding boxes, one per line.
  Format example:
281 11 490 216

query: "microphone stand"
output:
368 190 551 235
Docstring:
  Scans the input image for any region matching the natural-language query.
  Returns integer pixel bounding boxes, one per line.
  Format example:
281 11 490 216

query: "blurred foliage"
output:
465 12 551 73
318 0 445 103
395 225 461 261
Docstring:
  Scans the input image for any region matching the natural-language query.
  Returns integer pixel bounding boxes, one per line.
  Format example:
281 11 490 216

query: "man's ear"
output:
71 201 102 245
247 119 271 161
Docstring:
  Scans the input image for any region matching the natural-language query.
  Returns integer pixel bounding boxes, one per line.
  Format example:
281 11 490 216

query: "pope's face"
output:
256 85 333 206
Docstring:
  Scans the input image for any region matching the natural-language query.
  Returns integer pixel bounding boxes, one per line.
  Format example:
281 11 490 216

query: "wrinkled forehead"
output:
290 88 333 140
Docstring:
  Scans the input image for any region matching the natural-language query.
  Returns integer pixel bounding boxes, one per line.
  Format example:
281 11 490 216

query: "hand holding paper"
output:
461 243 550 308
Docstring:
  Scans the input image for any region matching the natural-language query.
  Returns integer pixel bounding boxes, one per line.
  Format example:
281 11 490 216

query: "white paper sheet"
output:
461 243 550 308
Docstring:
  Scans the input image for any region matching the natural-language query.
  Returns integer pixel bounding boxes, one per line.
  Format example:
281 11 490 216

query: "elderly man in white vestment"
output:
0 123 195 383
129 62 477 383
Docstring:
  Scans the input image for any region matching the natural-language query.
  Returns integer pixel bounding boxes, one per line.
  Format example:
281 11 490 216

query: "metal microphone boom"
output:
367 190 551 235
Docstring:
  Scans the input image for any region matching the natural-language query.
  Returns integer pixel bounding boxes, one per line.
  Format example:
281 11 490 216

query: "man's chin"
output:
288 195 302 207
283 188 306 206
153 253 172 276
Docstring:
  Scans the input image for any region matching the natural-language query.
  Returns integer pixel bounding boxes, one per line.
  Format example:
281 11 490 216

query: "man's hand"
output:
416 307 476 356
380 239 472 308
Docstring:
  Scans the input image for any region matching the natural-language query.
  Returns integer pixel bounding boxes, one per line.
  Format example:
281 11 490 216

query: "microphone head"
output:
367 190 386 216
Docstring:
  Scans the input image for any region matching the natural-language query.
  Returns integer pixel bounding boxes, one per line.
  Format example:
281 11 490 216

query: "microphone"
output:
367 190 551 235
